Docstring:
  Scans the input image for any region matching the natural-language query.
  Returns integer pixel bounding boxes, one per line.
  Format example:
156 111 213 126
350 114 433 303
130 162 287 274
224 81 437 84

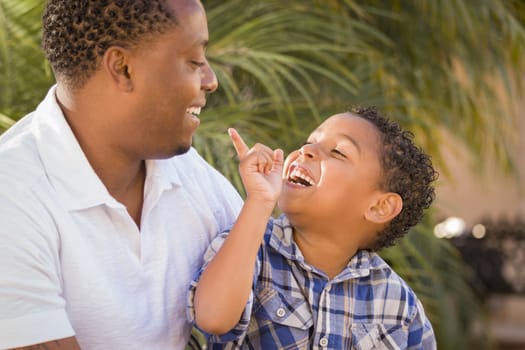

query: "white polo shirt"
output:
0 86 243 349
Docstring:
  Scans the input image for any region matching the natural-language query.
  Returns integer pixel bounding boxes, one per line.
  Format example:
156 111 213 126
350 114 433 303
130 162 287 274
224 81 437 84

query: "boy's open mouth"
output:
287 166 314 187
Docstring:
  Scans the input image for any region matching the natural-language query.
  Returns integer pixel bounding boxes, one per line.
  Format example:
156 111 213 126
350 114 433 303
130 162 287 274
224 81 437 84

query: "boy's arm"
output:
193 128 283 335
407 300 437 350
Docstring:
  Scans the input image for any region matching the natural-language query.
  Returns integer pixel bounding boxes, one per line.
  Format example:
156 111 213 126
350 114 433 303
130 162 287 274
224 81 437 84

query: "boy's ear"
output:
103 46 134 92
364 192 403 224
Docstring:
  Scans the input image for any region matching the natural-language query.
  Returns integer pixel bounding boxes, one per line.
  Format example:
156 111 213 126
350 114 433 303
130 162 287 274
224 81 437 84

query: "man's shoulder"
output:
0 121 57 241
167 148 238 189
0 113 45 189
168 148 220 177
163 147 243 208
0 112 36 153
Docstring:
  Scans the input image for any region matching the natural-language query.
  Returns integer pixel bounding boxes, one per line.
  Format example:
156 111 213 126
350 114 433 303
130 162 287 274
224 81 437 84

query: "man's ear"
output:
102 46 134 92
364 192 403 224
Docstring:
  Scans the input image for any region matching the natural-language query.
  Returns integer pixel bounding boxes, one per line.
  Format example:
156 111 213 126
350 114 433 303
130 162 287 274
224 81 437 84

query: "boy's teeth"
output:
289 168 314 186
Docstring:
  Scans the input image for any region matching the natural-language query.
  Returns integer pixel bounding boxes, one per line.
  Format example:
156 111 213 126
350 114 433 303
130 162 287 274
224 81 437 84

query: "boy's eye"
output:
331 149 347 158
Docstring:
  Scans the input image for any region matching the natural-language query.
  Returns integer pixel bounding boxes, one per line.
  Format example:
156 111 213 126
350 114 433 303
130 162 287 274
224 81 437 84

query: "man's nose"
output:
202 61 218 93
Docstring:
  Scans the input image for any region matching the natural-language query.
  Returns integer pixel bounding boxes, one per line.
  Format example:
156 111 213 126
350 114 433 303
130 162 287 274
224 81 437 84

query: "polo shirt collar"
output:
33 85 180 211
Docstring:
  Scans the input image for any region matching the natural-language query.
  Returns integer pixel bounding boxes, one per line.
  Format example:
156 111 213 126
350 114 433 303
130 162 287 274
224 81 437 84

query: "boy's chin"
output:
277 198 301 217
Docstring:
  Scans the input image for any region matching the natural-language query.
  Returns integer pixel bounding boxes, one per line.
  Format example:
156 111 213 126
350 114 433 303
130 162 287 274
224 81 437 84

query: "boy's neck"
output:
292 226 359 279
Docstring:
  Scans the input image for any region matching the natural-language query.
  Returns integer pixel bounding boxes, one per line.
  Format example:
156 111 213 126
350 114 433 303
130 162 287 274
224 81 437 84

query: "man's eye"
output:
191 60 205 67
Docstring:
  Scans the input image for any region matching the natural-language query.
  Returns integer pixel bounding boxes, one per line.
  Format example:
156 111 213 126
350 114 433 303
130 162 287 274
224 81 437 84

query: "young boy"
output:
188 107 438 349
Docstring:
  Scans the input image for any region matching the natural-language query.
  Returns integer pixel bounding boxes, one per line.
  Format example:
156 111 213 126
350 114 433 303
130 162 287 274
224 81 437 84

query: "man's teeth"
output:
288 167 314 186
187 107 201 117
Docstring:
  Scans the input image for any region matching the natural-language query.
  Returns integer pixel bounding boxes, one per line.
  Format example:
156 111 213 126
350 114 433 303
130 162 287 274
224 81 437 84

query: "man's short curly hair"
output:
349 106 438 251
42 0 179 89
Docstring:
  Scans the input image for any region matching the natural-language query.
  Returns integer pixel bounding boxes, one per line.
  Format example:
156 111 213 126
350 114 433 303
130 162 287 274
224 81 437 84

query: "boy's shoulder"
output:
365 251 404 281
354 251 423 320
361 251 416 291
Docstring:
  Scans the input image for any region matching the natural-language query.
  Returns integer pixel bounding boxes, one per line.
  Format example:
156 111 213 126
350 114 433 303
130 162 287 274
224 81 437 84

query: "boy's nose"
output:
299 143 317 159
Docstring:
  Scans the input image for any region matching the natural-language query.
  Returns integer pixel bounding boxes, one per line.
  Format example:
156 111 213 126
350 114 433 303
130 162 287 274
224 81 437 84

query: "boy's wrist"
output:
244 196 276 213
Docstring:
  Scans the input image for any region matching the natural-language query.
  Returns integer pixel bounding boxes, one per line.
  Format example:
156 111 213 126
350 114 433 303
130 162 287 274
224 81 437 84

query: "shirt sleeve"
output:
0 182 75 348
188 147 244 230
407 299 437 350
187 231 258 343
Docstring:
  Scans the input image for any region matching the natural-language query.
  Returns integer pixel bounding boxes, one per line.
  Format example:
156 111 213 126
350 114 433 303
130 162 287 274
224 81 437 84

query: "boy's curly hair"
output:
42 0 178 89
349 106 438 251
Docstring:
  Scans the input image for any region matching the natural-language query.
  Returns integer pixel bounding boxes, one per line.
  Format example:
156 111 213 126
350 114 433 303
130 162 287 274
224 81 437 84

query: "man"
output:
0 1 242 349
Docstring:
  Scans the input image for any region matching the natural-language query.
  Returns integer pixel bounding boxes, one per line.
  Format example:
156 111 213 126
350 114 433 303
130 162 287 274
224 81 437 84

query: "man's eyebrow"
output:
193 39 209 49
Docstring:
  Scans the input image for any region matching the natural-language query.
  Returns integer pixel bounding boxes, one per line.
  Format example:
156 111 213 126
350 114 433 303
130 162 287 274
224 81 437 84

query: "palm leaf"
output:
0 0 53 127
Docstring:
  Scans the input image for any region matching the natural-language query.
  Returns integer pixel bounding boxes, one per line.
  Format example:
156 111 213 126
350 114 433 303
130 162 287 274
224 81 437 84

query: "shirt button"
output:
276 307 286 317
319 337 329 347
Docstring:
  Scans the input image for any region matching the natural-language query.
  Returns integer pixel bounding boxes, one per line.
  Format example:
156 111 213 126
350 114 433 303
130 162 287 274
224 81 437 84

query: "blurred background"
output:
1 1 524 349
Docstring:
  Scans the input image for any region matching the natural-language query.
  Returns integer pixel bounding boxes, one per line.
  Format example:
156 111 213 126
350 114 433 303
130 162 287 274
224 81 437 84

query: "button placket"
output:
319 336 329 347
315 282 331 349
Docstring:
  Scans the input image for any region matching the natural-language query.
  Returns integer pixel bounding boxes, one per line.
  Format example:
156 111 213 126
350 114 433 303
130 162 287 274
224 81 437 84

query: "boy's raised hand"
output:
228 128 284 206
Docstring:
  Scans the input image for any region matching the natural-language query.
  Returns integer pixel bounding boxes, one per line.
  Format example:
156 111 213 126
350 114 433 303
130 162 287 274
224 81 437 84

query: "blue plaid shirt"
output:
188 215 436 350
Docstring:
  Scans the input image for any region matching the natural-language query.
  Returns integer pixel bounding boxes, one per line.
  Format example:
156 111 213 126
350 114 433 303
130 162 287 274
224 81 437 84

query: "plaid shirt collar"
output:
268 214 385 282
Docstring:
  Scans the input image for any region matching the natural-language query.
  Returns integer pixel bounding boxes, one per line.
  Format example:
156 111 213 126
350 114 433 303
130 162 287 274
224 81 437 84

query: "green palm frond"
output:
202 0 525 176
347 0 525 173
204 0 385 147
0 0 53 125
0 111 15 130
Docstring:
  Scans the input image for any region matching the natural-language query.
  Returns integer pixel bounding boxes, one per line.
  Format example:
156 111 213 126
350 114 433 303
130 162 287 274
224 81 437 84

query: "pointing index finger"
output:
228 128 249 157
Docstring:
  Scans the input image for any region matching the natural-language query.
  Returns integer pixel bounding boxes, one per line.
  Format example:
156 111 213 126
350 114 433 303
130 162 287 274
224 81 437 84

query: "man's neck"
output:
56 82 146 227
